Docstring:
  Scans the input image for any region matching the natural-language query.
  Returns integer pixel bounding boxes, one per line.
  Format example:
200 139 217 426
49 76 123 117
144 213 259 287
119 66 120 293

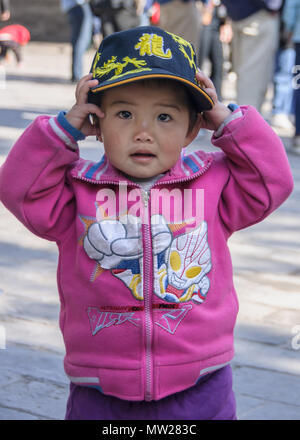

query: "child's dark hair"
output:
90 78 199 134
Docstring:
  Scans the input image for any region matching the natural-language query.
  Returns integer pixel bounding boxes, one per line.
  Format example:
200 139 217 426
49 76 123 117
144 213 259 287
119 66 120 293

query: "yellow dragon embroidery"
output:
93 55 151 81
168 32 197 71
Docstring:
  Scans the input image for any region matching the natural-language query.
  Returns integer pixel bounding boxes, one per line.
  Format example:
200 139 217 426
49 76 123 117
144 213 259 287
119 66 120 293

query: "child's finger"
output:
84 103 105 120
75 75 98 104
196 71 207 89
79 72 93 83
196 70 218 105
78 81 99 105
75 74 93 98
196 70 215 91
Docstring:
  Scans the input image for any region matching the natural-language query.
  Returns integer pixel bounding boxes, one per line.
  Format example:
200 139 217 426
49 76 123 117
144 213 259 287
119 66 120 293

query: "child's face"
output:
98 81 200 179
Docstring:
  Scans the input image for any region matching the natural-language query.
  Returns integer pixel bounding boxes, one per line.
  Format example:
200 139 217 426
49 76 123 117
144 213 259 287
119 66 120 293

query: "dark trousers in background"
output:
273 47 295 116
294 43 300 135
67 2 93 81
0 40 21 63
198 24 223 100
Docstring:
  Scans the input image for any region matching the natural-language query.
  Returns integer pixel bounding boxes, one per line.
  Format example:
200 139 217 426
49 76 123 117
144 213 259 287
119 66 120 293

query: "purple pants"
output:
65 365 236 420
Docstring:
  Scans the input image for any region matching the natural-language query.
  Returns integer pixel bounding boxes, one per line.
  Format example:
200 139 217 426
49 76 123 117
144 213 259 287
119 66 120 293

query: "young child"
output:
0 26 294 420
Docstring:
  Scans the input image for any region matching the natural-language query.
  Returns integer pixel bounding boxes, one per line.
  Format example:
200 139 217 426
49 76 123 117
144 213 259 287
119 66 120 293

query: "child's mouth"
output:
130 152 155 161
132 153 154 156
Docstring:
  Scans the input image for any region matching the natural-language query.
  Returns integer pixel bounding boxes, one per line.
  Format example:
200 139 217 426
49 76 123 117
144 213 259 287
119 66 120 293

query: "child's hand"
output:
65 73 105 137
196 70 232 131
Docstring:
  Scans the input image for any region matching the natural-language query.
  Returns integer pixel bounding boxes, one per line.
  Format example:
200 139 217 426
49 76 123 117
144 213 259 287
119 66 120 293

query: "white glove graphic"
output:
84 214 143 269
84 214 172 269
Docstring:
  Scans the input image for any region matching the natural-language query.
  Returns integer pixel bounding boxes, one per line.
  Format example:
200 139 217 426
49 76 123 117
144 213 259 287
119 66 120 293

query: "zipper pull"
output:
142 190 150 207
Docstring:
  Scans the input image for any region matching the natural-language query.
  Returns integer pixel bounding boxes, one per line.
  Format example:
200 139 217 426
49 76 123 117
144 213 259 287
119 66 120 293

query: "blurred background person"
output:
89 0 143 37
148 1 160 25
157 0 202 55
283 0 300 153
0 0 10 22
91 13 103 48
272 1 295 132
140 0 154 25
222 0 282 112
0 24 30 67
60 0 93 82
197 0 227 100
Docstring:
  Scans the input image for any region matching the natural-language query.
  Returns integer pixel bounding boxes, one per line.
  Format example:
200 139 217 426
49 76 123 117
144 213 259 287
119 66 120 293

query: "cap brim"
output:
88 70 214 112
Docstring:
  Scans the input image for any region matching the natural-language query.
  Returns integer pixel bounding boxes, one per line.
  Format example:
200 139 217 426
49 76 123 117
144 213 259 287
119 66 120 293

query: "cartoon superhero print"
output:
82 214 211 305
154 217 211 304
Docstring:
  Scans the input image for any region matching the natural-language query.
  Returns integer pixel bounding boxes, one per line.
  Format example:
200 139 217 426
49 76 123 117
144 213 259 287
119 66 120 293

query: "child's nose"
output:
134 131 153 143
134 120 154 143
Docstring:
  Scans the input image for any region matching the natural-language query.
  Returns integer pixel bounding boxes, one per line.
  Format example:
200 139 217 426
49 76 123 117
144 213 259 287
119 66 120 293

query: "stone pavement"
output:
0 42 300 420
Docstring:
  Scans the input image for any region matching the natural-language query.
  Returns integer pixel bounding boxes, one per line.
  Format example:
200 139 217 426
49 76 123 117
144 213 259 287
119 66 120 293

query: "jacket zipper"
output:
141 189 153 401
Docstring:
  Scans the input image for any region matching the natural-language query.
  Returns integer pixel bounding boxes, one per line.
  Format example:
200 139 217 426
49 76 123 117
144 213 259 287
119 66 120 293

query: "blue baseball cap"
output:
88 26 214 112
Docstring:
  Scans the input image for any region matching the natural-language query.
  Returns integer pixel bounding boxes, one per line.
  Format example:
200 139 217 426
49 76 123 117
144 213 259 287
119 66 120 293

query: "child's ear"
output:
90 113 103 142
185 113 203 145
96 128 103 143
194 113 204 135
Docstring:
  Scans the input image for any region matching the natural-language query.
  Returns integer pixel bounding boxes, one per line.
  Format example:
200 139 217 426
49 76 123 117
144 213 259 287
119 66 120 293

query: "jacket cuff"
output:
214 108 243 138
49 116 79 151
57 110 86 141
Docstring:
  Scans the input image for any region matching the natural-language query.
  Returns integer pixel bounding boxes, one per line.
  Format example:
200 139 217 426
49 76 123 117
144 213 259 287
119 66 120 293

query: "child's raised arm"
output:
195 70 293 235
65 73 105 137
196 69 232 131
0 74 104 242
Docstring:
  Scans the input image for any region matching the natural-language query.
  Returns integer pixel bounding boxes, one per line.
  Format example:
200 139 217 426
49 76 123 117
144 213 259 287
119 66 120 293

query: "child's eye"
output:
118 110 132 119
158 113 171 122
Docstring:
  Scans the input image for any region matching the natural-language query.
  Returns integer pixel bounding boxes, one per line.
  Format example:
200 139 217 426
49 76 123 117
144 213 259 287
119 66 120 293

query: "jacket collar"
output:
70 149 213 185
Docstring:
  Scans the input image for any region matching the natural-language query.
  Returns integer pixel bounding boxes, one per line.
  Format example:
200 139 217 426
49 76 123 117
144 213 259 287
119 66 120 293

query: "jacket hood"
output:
70 149 213 184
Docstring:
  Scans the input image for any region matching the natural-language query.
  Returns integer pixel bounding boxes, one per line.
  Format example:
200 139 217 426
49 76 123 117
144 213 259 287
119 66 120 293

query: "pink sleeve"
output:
0 115 79 242
212 106 294 234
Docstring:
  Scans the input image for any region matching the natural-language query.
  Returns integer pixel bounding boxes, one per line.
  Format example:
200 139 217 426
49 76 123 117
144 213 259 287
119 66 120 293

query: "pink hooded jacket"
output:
0 106 294 401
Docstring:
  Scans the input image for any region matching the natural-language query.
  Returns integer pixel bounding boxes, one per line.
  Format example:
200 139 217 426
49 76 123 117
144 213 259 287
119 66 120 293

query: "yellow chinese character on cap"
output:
134 33 172 59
